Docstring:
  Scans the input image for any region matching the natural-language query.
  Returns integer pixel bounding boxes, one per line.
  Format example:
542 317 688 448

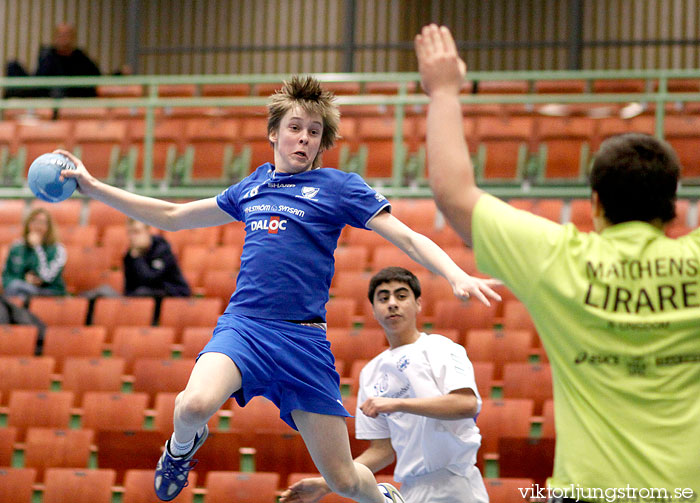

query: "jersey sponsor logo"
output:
375 192 387 202
250 216 288 233
396 355 410 372
373 373 389 396
268 183 296 188
296 186 320 201
244 204 305 218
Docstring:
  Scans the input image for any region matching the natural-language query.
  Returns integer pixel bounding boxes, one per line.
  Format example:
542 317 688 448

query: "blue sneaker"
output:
378 483 406 502
153 426 209 501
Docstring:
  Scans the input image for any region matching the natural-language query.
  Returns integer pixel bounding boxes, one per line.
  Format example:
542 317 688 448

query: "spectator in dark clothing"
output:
4 23 100 99
124 218 191 298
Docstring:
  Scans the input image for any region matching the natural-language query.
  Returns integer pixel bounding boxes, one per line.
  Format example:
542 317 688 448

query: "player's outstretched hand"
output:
52 149 97 196
279 477 330 503
415 24 466 97
450 272 502 306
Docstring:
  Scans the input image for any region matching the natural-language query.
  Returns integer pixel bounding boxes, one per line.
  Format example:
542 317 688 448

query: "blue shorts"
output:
199 313 350 430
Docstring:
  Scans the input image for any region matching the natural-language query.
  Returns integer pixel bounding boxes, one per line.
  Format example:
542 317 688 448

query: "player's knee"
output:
174 391 216 425
324 471 361 498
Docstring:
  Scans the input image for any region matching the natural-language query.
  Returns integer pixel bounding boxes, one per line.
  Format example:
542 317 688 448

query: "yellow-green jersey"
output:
472 194 700 501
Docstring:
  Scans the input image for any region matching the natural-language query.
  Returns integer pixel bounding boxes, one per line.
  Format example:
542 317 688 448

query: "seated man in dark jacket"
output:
124 218 191 298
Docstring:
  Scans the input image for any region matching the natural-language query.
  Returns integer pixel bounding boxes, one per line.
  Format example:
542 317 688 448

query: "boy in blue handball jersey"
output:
58 75 500 503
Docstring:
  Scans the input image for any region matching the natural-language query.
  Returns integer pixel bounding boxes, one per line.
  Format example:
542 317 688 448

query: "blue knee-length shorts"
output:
198 313 351 430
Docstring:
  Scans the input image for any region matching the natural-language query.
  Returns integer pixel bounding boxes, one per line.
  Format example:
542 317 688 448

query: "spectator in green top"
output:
2 208 67 299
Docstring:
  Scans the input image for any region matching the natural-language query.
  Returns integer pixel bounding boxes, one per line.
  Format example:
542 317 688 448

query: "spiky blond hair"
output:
267 75 340 168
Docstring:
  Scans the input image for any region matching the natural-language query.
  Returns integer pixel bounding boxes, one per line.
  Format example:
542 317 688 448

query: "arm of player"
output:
360 388 478 420
415 24 483 245
55 150 235 231
279 439 395 503
367 211 500 305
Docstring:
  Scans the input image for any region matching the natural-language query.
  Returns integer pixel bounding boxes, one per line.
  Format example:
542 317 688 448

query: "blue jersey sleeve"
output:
216 183 244 221
338 172 390 229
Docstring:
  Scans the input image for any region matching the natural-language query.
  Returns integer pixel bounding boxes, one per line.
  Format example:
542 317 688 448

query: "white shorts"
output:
400 466 489 503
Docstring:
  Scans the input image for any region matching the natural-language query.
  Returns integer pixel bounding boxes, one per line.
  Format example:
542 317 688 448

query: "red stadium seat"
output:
80 392 149 431
111 326 175 373
132 358 195 406
28 296 89 326
0 427 17 466
0 325 38 356
7 391 74 438
476 398 534 470
484 477 535 503
61 357 125 405
205 471 280 503
502 363 553 414
0 357 54 404
42 468 115 503
159 297 223 342
0 467 36 503
123 468 196 503
42 326 106 371
24 427 94 479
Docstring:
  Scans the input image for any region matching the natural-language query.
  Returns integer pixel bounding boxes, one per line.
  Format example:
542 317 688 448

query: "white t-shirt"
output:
355 333 483 482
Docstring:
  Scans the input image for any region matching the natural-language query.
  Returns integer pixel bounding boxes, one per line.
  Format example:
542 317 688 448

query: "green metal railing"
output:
1 70 700 199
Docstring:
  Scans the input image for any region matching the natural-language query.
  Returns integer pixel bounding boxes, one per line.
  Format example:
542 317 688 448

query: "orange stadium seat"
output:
24 427 93 480
0 199 26 226
326 328 387 372
87 201 128 238
230 396 292 434
0 325 38 356
94 430 168 484
498 436 555 486
128 118 187 181
331 272 374 314
201 270 238 305
205 471 280 503
181 327 213 358
185 117 241 180
502 300 537 333
664 114 700 179
476 398 534 469
569 199 593 231
132 358 195 406
531 199 564 223
240 116 274 171
333 245 370 273
356 115 413 179
111 326 175 373
42 468 115 503
221 222 247 246
594 116 654 150
80 392 148 431
61 357 125 405
59 224 99 247
475 116 534 181
100 224 129 267
484 477 535 503
161 226 221 255
0 468 37 503
42 326 106 371
159 297 223 342
502 363 553 414
0 356 54 403
29 199 82 227
73 120 127 179
7 391 74 437
201 83 251 96
325 298 357 327
92 297 156 340
245 432 317 488
540 399 556 439
388 198 438 233
472 361 495 399
28 296 89 326
432 299 498 333
536 116 595 181
465 329 534 379
371 246 430 275
0 426 17 466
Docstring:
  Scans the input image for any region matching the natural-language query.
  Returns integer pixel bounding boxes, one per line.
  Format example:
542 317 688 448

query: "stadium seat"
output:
442 245 478 275
326 328 387 374
484 477 535 503
345 359 370 395
7 391 74 437
474 116 534 182
97 85 144 98
0 200 25 226
123 468 196 503
87 202 128 239
181 327 213 358
0 325 38 356
201 83 251 96
59 224 99 247
532 199 564 223
29 295 89 326
161 226 221 256
664 115 700 179
593 79 646 94
92 297 156 341
132 358 195 406
356 115 413 179
476 398 534 469
331 271 375 314
594 116 654 150
221 222 247 246
333 245 370 273
61 357 126 405
502 363 553 414
240 116 274 171
432 299 498 333
180 244 241 286
62 246 113 294
325 298 357 328
80 391 149 431
535 116 594 181
159 297 223 342
29 199 83 227
185 117 241 180
540 399 556 439
569 199 594 231
371 246 430 275
498 436 556 486
100 224 129 267
465 329 534 379
128 118 187 181
24 427 94 480
287 472 356 502
111 326 175 373
230 396 292 434
472 361 494 399
0 467 37 503
0 426 17 466
73 120 127 179
205 471 280 503
534 79 586 94
502 300 537 333
201 270 238 305
243 432 317 488
42 326 106 371
42 468 115 503
94 430 168 483
0 356 55 403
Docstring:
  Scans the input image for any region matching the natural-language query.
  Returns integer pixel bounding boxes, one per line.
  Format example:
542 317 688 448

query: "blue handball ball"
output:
27 153 78 203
